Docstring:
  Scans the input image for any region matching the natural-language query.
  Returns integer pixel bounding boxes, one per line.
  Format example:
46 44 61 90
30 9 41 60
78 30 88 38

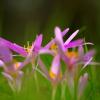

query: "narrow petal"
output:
17 53 33 70
0 37 27 57
0 60 4 67
83 50 95 61
55 27 65 51
64 39 83 48
82 57 93 69
44 39 55 49
64 30 79 45
34 34 43 49
62 28 69 36
39 48 54 55
0 44 12 63
44 28 69 49
50 55 60 77
78 45 84 57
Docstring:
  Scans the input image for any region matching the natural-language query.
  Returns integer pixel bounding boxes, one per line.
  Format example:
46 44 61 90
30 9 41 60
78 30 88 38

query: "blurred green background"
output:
0 0 100 60
0 0 100 100
0 0 100 45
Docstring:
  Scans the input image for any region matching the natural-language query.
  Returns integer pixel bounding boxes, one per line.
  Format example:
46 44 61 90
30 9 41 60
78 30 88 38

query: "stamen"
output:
49 71 62 80
14 62 21 70
50 43 58 55
50 43 58 50
24 41 32 53
65 51 78 59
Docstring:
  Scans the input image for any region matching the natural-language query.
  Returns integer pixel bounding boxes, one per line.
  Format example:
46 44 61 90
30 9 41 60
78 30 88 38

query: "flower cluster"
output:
0 26 98 99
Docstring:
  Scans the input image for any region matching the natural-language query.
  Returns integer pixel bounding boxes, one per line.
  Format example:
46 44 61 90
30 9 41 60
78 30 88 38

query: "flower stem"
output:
32 61 39 92
51 85 57 100
34 71 39 92
61 82 66 100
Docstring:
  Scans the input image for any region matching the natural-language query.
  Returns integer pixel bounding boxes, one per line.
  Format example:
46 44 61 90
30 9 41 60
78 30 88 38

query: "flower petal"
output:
83 50 95 61
34 34 43 48
44 28 69 49
0 37 27 57
62 28 69 36
64 39 83 48
55 27 65 51
0 43 12 63
44 39 55 49
39 48 54 55
50 55 60 76
64 30 79 45
78 45 84 57
0 60 5 67
82 57 93 69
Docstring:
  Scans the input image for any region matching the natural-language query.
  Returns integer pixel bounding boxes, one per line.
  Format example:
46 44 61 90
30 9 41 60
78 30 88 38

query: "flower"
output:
0 35 54 71
0 37 28 57
44 27 83 52
49 27 83 79
37 27 84 85
37 54 62 85
54 27 96 70
49 54 62 84
0 42 32 92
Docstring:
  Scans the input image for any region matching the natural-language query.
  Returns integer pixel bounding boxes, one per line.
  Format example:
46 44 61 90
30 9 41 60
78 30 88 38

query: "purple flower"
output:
0 37 28 57
37 27 83 85
45 27 83 51
0 43 32 91
37 54 62 85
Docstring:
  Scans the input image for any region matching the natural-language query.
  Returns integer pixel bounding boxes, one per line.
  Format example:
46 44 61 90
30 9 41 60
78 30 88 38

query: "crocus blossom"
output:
0 26 98 100
0 42 33 91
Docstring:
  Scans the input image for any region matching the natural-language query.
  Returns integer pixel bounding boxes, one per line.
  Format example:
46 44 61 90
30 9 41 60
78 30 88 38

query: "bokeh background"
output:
0 0 100 44
0 0 100 100
0 0 100 59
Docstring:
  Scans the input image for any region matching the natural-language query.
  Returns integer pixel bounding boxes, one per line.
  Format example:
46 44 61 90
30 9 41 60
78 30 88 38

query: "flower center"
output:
50 43 58 55
49 70 62 80
50 43 58 50
23 41 32 53
14 62 21 70
65 51 78 59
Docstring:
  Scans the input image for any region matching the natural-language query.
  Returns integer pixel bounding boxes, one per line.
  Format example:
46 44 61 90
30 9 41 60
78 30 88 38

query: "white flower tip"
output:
75 29 79 33
55 26 61 34
39 34 43 37
0 60 4 66
65 28 69 32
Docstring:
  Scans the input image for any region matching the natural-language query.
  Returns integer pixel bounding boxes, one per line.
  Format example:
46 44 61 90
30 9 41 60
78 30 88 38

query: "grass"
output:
0 50 100 100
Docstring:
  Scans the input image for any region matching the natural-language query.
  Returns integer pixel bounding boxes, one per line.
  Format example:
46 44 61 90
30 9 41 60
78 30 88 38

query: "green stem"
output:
61 82 66 100
74 73 78 100
34 71 39 92
51 85 57 100
32 60 39 92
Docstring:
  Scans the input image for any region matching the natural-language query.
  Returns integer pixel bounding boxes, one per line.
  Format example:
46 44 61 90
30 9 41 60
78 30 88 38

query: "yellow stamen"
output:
50 43 58 50
49 71 62 80
50 43 58 55
24 41 32 53
65 51 78 59
14 62 20 70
